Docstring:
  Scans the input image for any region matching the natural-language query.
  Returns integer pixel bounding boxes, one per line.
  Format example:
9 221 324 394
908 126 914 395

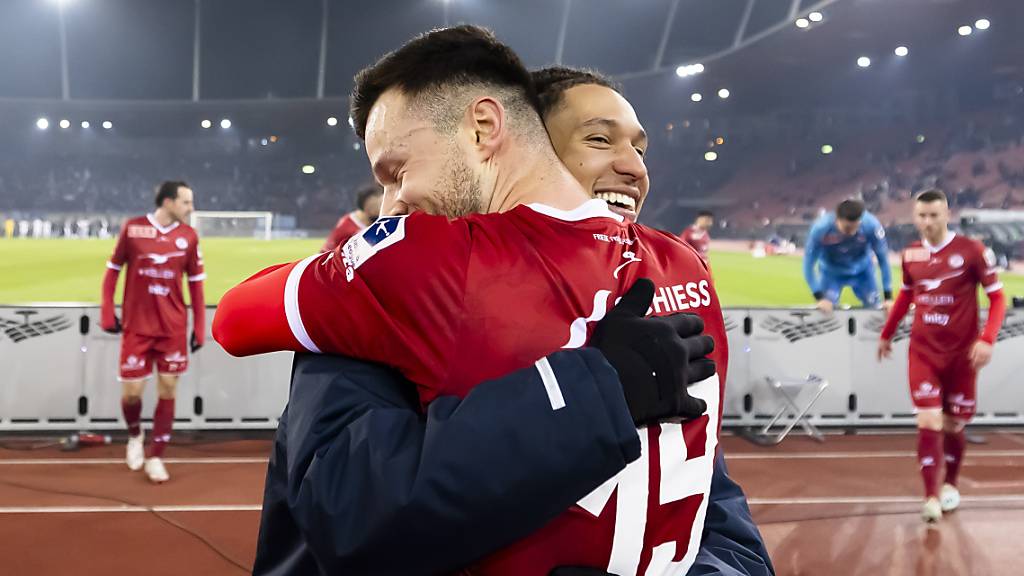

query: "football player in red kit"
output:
216 26 727 575
321 184 383 252
879 189 1005 522
101 181 206 483
679 210 713 263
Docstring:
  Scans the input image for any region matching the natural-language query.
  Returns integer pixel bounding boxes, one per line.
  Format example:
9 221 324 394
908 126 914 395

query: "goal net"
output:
191 211 273 240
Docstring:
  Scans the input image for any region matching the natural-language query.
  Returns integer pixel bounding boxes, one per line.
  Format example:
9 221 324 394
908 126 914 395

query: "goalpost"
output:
190 211 273 240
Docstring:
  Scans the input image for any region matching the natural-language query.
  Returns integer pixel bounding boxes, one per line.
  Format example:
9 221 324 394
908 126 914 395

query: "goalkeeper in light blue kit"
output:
804 199 893 313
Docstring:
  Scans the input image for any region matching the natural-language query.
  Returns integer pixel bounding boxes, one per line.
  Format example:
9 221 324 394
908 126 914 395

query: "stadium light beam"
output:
675 63 704 78
718 88 730 99
691 92 703 102
821 144 834 155
80 121 90 129
975 19 990 31
857 56 871 68
102 121 113 130
958 25 973 36
201 119 212 129
301 164 316 175
704 151 718 162
327 116 339 127
59 119 70 129
795 18 809 29
220 118 232 129
36 118 49 130
808 12 823 23
894 46 909 57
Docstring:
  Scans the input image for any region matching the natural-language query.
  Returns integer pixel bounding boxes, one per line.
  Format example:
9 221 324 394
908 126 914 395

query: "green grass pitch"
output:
1 238 1021 307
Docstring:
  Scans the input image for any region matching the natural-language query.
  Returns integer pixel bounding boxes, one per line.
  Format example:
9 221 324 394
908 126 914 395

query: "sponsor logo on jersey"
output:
127 225 157 239
0 312 73 343
917 270 964 291
948 254 964 268
341 216 407 282
613 250 642 279
648 281 712 315
148 284 171 297
983 247 997 268
593 233 634 246
875 226 885 240
921 312 950 326
138 268 176 280
164 351 187 363
123 355 146 371
916 294 955 306
141 251 186 265
175 237 189 250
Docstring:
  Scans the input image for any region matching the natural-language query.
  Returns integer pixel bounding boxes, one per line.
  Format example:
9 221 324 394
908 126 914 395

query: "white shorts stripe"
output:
535 357 566 411
188 273 206 282
284 254 323 353
106 261 122 271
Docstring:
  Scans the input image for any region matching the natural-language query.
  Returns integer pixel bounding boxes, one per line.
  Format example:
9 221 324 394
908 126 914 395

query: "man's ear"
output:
466 96 506 160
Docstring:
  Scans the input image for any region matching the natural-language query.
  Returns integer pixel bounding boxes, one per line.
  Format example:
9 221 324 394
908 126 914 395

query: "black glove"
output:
549 567 614 576
590 278 715 426
102 316 123 335
190 330 203 353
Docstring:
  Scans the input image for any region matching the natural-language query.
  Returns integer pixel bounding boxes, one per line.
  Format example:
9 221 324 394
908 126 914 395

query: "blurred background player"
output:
803 199 892 313
680 210 714 262
878 189 1006 523
100 181 206 483
321 183 383 252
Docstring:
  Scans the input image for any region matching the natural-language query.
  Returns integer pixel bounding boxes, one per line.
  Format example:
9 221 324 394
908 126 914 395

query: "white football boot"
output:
144 457 170 483
126 433 145 471
940 483 961 513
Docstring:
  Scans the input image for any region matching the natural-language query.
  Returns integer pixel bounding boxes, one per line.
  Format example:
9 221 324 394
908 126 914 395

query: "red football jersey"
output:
322 212 366 252
679 226 710 261
107 214 204 336
900 233 1001 355
215 199 728 575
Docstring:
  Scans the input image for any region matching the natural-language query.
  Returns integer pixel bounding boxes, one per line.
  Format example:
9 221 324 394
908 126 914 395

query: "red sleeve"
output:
214 214 472 386
980 289 1005 345
880 287 913 340
101 224 129 329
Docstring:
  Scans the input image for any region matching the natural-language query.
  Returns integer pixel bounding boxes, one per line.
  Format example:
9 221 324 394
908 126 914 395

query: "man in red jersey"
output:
101 181 206 483
679 210 714 262
321 184 383 252
215 26 727 575
879 189 1005 523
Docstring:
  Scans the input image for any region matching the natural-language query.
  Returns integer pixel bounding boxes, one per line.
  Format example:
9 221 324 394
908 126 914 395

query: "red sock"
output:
944 429 967 487
918 428 943 498
146 398 175 459
122 398 142 437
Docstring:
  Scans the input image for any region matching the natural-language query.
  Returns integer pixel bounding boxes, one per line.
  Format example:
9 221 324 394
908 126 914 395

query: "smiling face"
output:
365 88 484 218
542 84 649 222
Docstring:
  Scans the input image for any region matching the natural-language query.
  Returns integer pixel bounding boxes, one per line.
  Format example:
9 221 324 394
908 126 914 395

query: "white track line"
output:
0 504 262 515
727 450 1024 460
0 457 268 466
748 495 1024 505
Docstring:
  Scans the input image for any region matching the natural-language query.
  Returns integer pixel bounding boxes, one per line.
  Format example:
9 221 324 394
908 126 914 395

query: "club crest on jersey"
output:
340 216 407 282
128 225 157 239
175 237 189 250
948 254 964 268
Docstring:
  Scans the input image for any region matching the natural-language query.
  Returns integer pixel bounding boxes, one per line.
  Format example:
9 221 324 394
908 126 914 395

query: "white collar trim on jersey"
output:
351 211 369 231
923 231 955 253
526 199 624 223
147 213 180 235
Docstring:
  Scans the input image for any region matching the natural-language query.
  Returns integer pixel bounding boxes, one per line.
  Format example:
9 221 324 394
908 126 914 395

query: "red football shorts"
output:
907 346 976 418
119 331 189 380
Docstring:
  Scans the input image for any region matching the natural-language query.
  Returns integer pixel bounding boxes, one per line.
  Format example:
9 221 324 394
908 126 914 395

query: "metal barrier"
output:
2 305 1023 430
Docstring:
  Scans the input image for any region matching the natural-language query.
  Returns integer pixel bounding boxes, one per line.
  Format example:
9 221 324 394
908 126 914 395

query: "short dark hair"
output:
531 66 621 118
350 25 541 140
355 183 383 211
154 181 189 208
916 189 948 204
836 199 865 221
697 210 714 219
